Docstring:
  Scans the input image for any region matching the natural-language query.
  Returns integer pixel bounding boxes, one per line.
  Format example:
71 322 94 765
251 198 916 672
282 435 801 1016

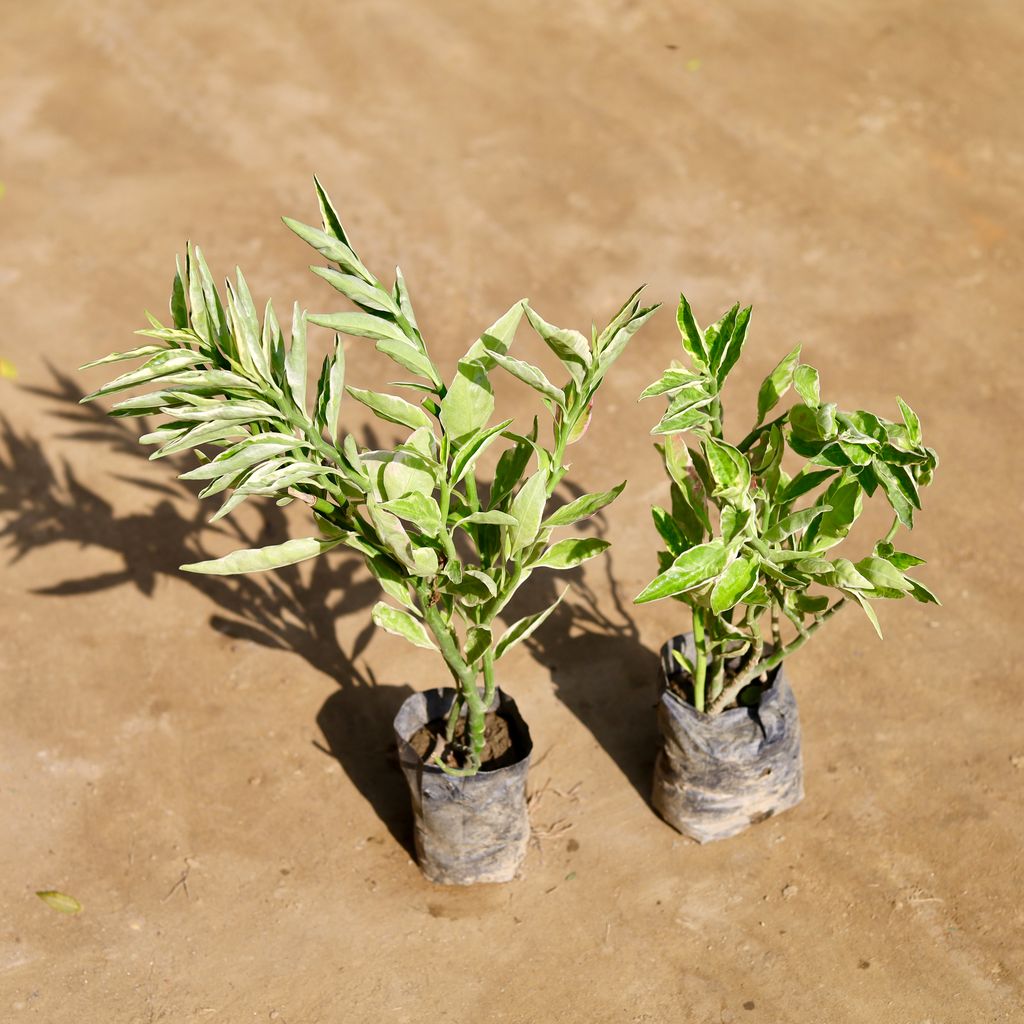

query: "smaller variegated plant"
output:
634 293 938 715
82 180 657 775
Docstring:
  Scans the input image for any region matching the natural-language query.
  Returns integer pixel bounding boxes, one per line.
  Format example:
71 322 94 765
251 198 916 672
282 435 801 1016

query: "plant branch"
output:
707 597 848 714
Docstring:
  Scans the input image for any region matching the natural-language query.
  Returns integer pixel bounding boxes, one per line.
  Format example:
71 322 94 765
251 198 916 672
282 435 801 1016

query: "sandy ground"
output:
2 2 1022 1021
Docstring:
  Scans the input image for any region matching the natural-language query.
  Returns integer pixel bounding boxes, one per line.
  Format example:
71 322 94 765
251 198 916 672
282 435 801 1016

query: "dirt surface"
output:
2 3 1022 1022
409 712 518 771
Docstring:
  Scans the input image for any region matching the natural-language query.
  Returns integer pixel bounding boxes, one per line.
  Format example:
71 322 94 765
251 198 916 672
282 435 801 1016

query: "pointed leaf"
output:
530 537 610 570
347 386 431 431
464 626 492 664
710 556 759 614
542 481 625 527
676 293 707 368
181 536 341 575
371 602 437 650
508 469 548 552
494 587 568 659
634 541 729 604
756 344 801 424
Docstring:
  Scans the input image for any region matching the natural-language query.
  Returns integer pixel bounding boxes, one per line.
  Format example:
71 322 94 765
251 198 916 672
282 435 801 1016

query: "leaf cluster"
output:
81 180 656 772
636 294 938 713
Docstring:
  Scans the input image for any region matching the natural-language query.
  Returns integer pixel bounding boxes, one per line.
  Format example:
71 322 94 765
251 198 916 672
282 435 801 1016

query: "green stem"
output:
692 607 707 713
883 515 900 545
707 597 847 714
418 585 485 773
464 472 480 513
482 649 497 707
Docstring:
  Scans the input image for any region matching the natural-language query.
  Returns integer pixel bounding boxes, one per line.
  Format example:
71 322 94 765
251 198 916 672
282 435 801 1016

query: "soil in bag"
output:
408 710 520 770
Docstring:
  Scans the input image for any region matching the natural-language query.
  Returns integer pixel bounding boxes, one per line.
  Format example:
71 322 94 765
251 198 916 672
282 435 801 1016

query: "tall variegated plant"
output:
81 180 657 775
634 294 938 714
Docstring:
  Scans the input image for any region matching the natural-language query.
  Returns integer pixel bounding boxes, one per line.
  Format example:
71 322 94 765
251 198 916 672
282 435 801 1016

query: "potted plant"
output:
633 293 938 843
81 180 657 883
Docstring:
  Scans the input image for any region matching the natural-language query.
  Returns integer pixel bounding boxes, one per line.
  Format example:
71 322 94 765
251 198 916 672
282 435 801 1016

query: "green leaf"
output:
482 343 565 407
714 305 752 385
169 398 283 423
703 437 751 503
323 336 346 443
756 344 801 424
308 311 408 345
312 176 356 250
367 450 436 500
454 510 518 530
464 626 492 664
371 602 437 650
36 891 82 914
778 467 836 505
873 459 919 528
874 542 926 570
80 344 167 370
282 216 371 282
709 556 759 614
763 504 830 544
286 303 308 415
462 300 526 367
804 476 862 550
524 304 591 375
148 418 236 458
794 364 820 406
450 419 514 484
346 386 431 431
171 260 189 328
181 536 341 575
634 541 729 604
81 350 207 401
542 481 625 527
639 368 703 400
851 591 884 639
178 440 301 481
381 492 443 537
495 587 568 658
393 266 420 330
907 578 940 605
675 293 707 368
507 470 548 552
896 396 921 444
310 266 401 316
652 400 715 436
531 537 610 570
596 285 643 348
374 337 441 386
229 269 273 385
793 592 829 614
809 557 874 591
706 303 739 375
854 556 914 598
440 359 494 443
490 428 536 509
596 302 659 375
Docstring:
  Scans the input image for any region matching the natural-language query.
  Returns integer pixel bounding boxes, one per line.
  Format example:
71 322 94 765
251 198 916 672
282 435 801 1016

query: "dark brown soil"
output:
408 710 520 771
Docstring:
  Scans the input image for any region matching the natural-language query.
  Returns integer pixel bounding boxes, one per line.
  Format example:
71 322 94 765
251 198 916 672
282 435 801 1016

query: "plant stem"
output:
482 649 496 707
692 607 707 713
883 515 900 544
707 597 847 714
418 584 485 773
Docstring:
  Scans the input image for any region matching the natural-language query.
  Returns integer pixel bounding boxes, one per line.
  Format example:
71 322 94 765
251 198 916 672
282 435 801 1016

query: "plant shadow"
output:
1 368 414 853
